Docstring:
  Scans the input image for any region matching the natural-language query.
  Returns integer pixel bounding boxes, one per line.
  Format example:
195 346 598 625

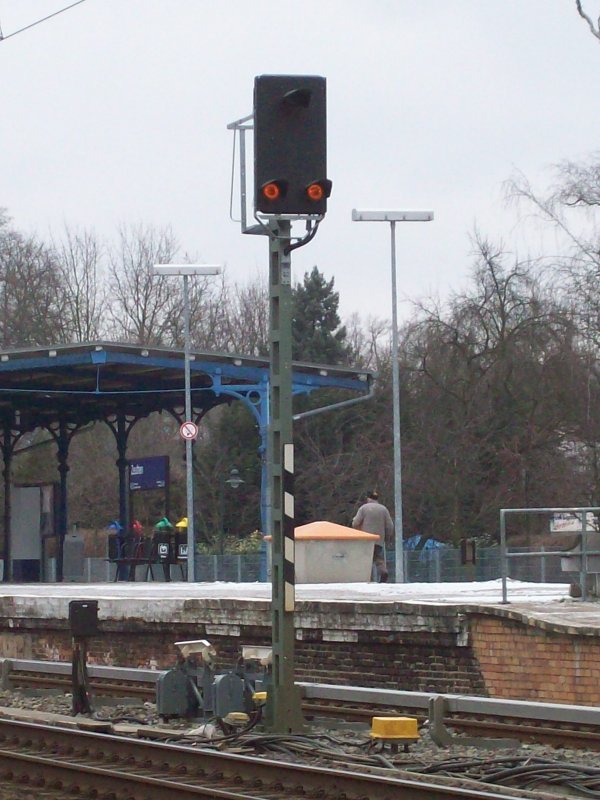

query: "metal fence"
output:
41 552 265 583
32 544 572 584
499 505 600 602
386 546 567 585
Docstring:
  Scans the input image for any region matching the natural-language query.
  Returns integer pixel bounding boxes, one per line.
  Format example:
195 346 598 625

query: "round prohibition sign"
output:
179 421 199 441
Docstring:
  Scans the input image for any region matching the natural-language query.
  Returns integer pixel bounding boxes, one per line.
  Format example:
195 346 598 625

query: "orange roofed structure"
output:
267 521 378 583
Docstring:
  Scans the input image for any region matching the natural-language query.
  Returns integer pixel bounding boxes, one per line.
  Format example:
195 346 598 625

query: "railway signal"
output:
230 73 334 734
254 74 331 215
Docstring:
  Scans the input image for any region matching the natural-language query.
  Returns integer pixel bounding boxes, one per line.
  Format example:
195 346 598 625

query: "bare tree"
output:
53 226 107 342
152 268 234 353
188 270 232 352
506 162 600 349
553 156 600 207
224 275 269 356
106 224 238 351
106 224 182 345
345 313 390 371
401 239 577 542
0 220 67 346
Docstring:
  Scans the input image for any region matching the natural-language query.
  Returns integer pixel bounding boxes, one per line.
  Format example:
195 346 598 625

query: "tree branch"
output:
576 0 600 40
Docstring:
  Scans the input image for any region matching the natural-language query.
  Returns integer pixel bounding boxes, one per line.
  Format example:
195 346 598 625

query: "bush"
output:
195 530 263 555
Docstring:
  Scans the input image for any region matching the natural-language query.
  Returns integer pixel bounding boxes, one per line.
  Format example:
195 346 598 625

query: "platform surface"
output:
0 579 599 631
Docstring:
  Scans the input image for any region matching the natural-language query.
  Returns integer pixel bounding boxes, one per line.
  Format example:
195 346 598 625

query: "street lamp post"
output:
219 467 245 553
153 264 222 582
351 210 433 583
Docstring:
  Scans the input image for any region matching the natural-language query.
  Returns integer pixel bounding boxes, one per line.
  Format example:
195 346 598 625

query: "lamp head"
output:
225 467 245 489
351 209 433 222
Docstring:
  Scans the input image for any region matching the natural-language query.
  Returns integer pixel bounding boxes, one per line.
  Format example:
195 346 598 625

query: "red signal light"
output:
262 182 280 200
306 183 324 201
260 180 288 202
305 179 332 203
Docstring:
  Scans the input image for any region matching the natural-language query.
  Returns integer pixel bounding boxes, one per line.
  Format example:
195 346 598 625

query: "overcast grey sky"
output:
1 1 599 323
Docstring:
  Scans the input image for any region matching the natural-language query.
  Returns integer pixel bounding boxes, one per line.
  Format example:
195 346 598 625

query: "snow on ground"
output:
0 578 571 605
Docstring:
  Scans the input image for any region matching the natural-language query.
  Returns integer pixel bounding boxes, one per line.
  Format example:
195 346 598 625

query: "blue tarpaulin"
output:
405 534 445 560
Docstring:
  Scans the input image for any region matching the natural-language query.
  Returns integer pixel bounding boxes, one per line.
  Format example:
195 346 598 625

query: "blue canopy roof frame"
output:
0 342 373 581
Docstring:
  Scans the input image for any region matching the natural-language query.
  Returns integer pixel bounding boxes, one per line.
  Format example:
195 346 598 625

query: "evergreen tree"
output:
290 267 363 523
292 266 351 364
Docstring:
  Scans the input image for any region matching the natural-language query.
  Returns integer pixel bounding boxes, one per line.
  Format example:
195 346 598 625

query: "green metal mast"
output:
265 218 304 732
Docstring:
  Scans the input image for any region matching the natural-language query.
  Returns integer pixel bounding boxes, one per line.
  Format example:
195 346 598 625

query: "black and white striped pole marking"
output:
283 443 295 612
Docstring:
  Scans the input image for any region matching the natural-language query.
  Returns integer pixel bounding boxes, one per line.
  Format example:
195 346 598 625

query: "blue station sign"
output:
128 456 169 492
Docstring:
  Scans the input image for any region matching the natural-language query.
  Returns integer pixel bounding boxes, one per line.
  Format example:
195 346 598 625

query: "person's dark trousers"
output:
373 543 388 582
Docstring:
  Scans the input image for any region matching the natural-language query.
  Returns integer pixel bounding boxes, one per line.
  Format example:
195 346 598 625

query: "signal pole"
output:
266 218 304 732
229 74 331 733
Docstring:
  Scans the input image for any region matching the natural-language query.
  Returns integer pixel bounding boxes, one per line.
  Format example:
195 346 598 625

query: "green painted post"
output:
265 218 304 732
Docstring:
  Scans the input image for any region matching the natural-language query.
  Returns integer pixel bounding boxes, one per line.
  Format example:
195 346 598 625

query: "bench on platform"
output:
107 536 186 582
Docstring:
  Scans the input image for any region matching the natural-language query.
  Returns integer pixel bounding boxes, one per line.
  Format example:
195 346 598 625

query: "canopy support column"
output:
105 412 142 536
116 414 129 534
1 415 18 583
47 420 87 582
54 421 70 583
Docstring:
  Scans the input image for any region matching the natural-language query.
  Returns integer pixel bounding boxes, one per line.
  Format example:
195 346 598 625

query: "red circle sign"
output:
179 421 198 441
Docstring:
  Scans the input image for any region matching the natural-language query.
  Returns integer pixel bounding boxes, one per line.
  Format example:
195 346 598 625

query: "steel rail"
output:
302 700 600 751
6 658 600 727
0 717 523 800
10 671 154 698
5 658 600 749
0 749 255 799
299 683 600 727
1 658 163 683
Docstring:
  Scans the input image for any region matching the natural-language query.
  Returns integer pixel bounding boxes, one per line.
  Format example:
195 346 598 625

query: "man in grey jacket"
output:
352 490 393 582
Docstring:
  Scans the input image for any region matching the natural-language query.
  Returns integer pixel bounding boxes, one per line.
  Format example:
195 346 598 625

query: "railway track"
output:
6 659 600 752
10 670 154 700
9 668 600 752
0 716 525 800
303 700 600 751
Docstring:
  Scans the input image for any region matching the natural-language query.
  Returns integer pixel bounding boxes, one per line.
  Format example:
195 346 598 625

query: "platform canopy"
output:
0 341 372 431
0 341 374 582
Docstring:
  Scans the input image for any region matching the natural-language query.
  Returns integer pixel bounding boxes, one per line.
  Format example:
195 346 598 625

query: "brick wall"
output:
470 614 600 704
0 616 485 695
2 602 599 705
294 637 486 694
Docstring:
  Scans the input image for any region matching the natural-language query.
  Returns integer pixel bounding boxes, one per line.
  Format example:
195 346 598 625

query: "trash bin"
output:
64 527 85 582
175 517 189 560
154 531 172 562
152 517 174 581
175 532 188 560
